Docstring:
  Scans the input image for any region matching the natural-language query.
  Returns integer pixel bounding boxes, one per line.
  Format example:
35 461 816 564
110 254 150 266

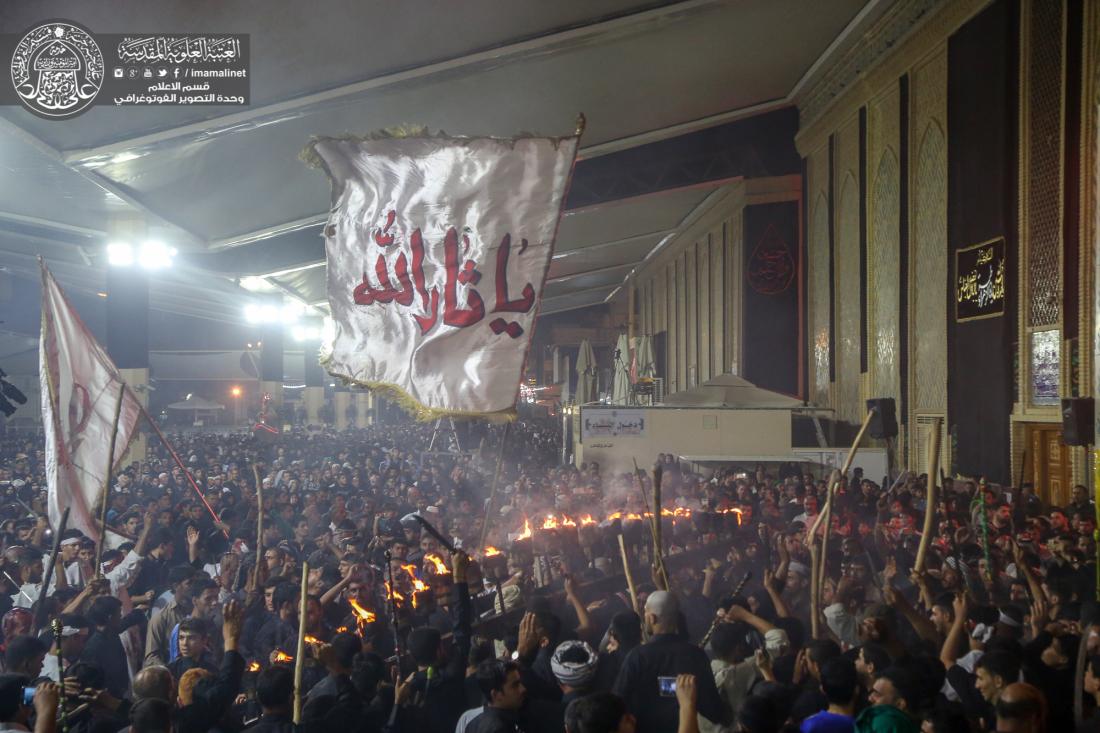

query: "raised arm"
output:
1011 540 1046 604
883 583 939 646
939 593 968 669
726 604 776 635
762 569 791 618
564 573 594 638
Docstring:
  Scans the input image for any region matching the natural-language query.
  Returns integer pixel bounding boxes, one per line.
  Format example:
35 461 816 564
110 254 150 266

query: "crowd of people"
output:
0 415 1095 733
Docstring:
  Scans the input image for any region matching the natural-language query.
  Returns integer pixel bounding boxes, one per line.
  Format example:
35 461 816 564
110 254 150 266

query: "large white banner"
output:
40 263 142 540
306 132 579 418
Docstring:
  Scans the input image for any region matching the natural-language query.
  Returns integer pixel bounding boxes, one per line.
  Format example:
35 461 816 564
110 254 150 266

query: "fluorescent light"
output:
138 241 176 270
106 242 133 266
244 305 262 323
239 276 268 291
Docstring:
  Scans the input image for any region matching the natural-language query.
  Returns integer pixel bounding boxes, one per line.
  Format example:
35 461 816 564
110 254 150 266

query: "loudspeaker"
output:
1061 397 1094 446
865 398 898 439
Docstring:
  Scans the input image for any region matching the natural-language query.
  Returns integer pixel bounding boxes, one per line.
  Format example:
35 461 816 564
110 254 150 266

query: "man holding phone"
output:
612 592 730 733
0 675 58 733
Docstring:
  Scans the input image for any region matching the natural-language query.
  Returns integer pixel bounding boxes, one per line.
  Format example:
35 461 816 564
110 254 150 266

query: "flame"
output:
247 662 262 672
483 546 502 557
561 516 577 527
336 626 349 633
349 598 380 620
384 581 405 602
579 515 596 526
273 651 293 663
517 517 532 540
304 635 322 645
424 554 450 574
717 507 744 525
541 514 560 530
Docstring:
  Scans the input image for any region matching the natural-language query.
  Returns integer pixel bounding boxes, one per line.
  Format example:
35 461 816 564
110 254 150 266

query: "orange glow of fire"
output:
247 662 262 672
348 598 377 624
517 517 532 540
579 515 597 526
541 515 560 530
483 546 501 557
384 581 405 602
304 635 322 645
336 626 349 633
273 651 293 663
424 554 450 574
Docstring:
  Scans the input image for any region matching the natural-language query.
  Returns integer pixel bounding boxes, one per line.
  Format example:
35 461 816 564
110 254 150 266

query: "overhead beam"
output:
60 0 728 166
548 261 640 283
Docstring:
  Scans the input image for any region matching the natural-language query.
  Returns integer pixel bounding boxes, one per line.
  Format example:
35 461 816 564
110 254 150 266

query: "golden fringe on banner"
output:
321 356 518 425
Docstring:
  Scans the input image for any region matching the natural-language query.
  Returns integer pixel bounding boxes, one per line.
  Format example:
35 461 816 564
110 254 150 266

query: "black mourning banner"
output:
955 237 1006 322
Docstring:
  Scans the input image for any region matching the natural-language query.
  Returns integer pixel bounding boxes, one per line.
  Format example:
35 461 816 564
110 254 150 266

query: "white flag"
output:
40 262 142 541
306 131 579 418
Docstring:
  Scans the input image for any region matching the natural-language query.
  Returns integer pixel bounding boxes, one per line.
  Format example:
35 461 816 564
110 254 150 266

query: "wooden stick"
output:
292 561 309 724
478 423 511 549
618 534 643 635
136 399 226 535
253 464 265 579
94 384 126 575
808 408 876 637
34 507 70 630
914 417 942 573
633 459 669 590
1075 619 1090 726
815 471 839 604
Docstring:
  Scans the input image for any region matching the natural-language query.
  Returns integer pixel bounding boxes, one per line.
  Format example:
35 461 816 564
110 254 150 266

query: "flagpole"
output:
131 392 227 537
94 384 126 575
253 464 265 580
34 507 70 630
293 561 309 724
478 423 511 549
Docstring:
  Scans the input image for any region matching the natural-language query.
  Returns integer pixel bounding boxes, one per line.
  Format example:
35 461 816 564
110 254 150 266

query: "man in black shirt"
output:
612 591 729 733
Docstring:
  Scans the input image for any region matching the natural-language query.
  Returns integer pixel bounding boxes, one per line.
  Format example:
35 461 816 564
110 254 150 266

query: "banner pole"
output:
94 383 126 575
253 464 265 579
134 395 227 537
34 507 70 630
478 423 511 549
293 561 309 724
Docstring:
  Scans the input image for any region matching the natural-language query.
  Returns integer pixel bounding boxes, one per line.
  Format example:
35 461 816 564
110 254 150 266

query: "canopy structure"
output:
166 396 226 411
659 374 804 409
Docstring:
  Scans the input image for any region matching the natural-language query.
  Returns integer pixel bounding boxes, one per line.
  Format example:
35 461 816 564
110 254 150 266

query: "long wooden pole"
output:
253 464 264 579
94 384 126 576
292 561 309 724
34 507 70 630
136 399 226 535
633 459 669 589
914 417 942 573
478 423 511 549
808 408 876 638
618 534 642 630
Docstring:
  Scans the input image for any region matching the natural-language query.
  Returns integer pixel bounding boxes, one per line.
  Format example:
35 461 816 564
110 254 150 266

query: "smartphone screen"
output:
658 676 677 696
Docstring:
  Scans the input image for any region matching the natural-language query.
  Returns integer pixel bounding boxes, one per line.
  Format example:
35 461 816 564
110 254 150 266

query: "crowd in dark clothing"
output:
0 417 1095 733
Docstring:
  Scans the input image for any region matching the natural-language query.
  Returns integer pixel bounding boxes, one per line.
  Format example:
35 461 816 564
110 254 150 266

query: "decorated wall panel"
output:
808 145 832 407
698 237 712 384
868 88 902 406
910 52 949 423
835 117 862 423
711 226 725 377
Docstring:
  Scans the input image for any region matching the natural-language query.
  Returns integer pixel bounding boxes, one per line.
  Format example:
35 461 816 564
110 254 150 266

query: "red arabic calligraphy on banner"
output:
351 211 536 338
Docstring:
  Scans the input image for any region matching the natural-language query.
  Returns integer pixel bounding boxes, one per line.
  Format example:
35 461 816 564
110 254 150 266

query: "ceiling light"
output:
106 242 133 266
239 276 268 291
138 241 176 270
